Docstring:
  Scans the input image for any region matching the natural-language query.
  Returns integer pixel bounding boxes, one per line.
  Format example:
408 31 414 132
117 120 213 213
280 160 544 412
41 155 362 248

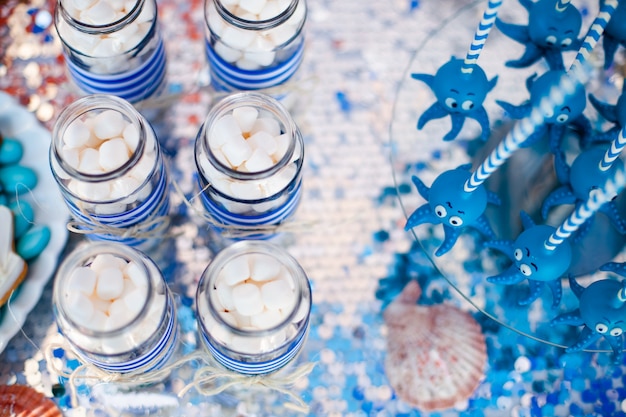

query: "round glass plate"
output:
389 0 624 350
0 91 69 352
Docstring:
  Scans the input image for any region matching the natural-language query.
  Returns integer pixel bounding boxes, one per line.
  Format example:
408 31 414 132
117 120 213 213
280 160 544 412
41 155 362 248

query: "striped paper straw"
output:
555 0 571 12
599 126 626 171
569 0 618 73
464 63 591 192
461 0 504 75
545 165 626 250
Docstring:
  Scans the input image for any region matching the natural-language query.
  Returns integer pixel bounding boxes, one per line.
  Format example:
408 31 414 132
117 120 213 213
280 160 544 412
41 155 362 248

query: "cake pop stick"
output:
545 165 626 250
465 64 591 193
569 0 618 73
599 125 626 171
461 0 504 75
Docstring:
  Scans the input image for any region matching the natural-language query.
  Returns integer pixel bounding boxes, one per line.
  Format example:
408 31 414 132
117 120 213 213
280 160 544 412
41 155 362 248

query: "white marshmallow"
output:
244 148 275 172
129 153 156 181
247 131 277 155
249 254 282 282
265 164 296 195
204 313 234 346
206 5 226 36
217 311 238 328
244 45 276 67
258 1 281 20
96 267 125 300
64 119 91 148
221 26 256 50
94 202 127 215
99 138 130 171
214 41 243 63
251 117 281 137
90 295 112 313
124 261 148 288
229 181 265 200
88 309 109 331
78 147 103 174
91 253 125 272
65 292 95 326
110 176 142 200
76 180 111 201
272 133 289 161
290 299 308 323
216 281 236 310
101 333 131 354
91 37 124 58
231 334 264 354
69 0 97 12
231 310 252 327
61 147 81 171
221 135 253 168
232 283 264 316
108 298 128 322
93 110 125 139
235 58 261 71
122 123 140 152
239 0 267 15
219 258 250 286
81 1 117 26
135 0 155 24
232 106 259 133
268 24 297 46
261 278 294 310
251 308 284 329
122 288 146 317
211 114 242 148
211 176 234 195
68 266 97 295
252 200 277 213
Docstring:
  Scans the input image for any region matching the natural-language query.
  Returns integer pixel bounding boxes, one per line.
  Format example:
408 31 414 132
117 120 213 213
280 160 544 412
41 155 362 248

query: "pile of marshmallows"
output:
56 109 157 215
62 253 165 354
207 0 305 70
198 106 299 212
56 0 156 66
205 252 308 354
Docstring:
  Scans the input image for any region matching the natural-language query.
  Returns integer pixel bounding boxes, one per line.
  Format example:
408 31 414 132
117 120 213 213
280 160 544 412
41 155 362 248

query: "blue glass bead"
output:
582 389 597 403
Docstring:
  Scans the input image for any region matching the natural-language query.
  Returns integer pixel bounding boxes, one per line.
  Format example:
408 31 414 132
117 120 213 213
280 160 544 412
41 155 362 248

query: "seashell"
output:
383 280 486 412
0 384 63 417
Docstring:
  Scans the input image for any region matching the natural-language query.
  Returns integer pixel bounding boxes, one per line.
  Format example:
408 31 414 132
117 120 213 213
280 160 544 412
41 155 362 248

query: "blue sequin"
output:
52 348 65 358
581 389 597 403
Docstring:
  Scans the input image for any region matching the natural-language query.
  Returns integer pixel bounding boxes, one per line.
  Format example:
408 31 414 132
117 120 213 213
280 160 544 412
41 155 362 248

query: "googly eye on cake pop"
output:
496 69 590 151
542 145 626 239
551 275 626 363
600 0 626 69
411 58 498 142
484 211 571 307
404 164 501 257
495 0 583 70
588 87 626 145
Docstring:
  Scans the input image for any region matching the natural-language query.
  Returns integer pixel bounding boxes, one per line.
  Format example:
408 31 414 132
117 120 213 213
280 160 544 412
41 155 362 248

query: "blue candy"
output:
0 138 24 165
7 201 34 239
0 165 38 195
16 225 51 261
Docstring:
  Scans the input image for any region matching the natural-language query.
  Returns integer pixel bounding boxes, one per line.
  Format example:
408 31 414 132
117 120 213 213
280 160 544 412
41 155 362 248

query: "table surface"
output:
2 0 626 416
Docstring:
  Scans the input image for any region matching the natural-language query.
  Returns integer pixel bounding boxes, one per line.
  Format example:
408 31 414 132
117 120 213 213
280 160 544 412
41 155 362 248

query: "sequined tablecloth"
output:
2 0 626 416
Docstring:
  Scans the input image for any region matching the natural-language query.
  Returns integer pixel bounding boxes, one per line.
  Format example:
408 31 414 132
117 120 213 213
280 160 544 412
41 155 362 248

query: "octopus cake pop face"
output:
512 225 572 282
579 280 626 338
570 147 624 201
432 59 493 115
428 168 488 227
528 0 582 50
530 70 587 124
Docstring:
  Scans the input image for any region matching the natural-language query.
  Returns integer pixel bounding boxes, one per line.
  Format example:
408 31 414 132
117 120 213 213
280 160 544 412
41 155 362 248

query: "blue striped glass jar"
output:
204 0 306 92
50 94 170 249
53 242 178 374
196 241 311 375
194 92 304 237
54 0 166 103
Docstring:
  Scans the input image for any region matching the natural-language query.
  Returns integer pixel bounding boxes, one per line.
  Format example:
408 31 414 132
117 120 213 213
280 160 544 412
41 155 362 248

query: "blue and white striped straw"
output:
599 126 626 172
461 0 504 75
545 165 626 250
555 0 571 12
569 0 618 73
464 63 591 192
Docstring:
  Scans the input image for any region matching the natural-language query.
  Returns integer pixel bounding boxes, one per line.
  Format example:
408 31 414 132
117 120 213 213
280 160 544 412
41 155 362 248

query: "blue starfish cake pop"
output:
485 211 572 307
411 58 498 142
542 146 626 238
496 0 583 70
404 164 501 257
588 88 626 144
496 70 590 151
600 0 626 69
552 275 626 363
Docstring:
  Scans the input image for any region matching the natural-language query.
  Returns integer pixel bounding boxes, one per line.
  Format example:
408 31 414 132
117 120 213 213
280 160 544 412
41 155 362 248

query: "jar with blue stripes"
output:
194 92 304 237
50 94 170 249
52 242 178 375
204 0 306 93
196 241 311 375
53 0 166 103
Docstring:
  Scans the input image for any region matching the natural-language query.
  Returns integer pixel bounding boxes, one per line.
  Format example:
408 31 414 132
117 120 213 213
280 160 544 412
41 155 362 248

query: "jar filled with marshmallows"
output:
204 0 306 92
54 0 166 103
196 241 311 374
50 94 170 249
53 242 178 374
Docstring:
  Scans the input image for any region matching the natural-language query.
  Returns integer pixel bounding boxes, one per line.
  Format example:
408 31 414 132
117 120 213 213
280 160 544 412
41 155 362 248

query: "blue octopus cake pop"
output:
496 70 590 151
485 211 572 307
495 0 583 70
600 0 626 69
552 275 626 363
542 146 626 238
404 164 501 257
411 57 497 142
588 88 626 144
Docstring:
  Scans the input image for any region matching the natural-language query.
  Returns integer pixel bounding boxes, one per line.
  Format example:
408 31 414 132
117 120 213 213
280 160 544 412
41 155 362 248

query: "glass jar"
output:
194 92 304 237
53 242 178 374
50 94 170 249
204 0 306 92
196 241 311 374
54 0 166 103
